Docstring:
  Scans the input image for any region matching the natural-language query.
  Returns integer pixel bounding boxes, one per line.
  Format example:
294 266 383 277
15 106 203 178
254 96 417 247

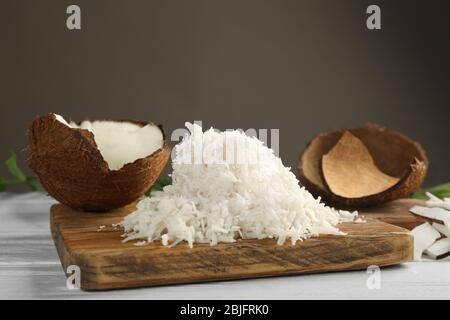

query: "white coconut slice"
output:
424 238 450 260
410 222 441 261
55 114 164 170
425 191 441 202
432 222 450 238
409 205 450 225
425 192 450 210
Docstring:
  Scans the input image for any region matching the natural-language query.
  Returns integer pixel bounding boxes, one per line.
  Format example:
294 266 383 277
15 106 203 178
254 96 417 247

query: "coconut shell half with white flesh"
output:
27 113 171 211
297 124 428 208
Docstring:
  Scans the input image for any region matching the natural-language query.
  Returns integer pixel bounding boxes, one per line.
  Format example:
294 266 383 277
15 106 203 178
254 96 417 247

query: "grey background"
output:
1 0 449 189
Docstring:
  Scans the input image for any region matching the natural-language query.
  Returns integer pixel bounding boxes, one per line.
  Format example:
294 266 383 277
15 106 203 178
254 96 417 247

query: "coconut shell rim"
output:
46 113 171 173
297 123 428 208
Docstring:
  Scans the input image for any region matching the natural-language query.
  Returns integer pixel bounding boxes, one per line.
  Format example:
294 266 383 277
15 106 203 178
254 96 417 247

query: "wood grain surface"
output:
361 198 429 230
51 203 413 291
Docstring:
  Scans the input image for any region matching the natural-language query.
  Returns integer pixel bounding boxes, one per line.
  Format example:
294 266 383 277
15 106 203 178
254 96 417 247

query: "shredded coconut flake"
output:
120 123 357 248
354 217 367 224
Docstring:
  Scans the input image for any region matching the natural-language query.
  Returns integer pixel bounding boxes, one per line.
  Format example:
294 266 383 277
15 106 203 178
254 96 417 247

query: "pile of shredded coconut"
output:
120 123 357 247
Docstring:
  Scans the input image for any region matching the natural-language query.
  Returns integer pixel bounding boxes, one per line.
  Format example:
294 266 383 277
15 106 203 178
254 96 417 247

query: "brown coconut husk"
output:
297 124 428 209
27 113 171 211
322 131 401 198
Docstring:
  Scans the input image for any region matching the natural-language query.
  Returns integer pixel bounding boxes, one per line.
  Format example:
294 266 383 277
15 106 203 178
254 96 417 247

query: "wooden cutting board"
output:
361 198 429 230
50 200 416 291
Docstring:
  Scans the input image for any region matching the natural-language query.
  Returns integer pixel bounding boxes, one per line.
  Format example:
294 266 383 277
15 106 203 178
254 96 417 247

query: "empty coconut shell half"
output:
27 113 171 211
298 124 428 208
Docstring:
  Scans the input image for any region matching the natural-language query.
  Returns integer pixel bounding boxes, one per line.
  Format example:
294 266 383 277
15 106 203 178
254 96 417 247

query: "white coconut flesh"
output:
54 114 164 170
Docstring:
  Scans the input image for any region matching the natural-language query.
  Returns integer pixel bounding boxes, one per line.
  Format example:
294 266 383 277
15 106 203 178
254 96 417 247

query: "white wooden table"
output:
1 192 449 300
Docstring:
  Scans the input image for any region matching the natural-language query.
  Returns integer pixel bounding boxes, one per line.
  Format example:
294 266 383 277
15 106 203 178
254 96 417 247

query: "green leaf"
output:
1 151 44 192
26 177 44 192
145 176 172 197
412 183 450 200
145 183 163 197
157 176 172 187
411 191 428 200
5 151 26 181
